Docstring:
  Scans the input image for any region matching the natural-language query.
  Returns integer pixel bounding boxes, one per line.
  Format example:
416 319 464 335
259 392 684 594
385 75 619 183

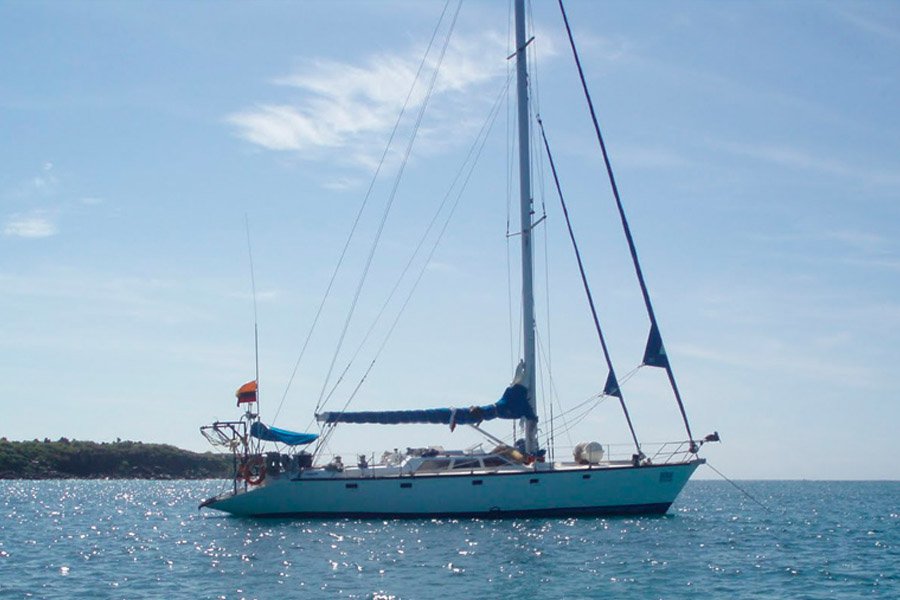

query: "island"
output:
0 438 233 479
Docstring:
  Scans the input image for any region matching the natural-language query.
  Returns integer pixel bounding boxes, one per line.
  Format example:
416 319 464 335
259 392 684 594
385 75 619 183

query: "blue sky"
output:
2 1 898 480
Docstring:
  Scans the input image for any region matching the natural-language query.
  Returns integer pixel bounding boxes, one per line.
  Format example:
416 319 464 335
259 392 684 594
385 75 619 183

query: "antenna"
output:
245 214 261 451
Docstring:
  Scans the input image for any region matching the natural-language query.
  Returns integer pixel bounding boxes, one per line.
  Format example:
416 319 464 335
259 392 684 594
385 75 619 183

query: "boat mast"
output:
514 0 539 455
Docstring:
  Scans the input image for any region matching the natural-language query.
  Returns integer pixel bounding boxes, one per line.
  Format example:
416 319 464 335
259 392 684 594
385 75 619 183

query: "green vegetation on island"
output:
0 438 233 479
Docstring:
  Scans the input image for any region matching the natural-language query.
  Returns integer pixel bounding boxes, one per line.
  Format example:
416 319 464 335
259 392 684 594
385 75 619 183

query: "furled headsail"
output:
249 422 318 446
316 384 535 427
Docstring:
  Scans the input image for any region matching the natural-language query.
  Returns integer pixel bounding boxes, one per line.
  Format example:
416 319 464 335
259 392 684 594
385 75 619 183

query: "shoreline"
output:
0 438 232 480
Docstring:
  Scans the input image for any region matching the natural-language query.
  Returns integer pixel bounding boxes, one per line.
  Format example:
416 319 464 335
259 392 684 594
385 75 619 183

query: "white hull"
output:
200 2 716 521
203 459 702 518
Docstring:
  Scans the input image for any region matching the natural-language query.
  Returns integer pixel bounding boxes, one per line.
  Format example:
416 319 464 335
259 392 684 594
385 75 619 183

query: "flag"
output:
236 380 257 406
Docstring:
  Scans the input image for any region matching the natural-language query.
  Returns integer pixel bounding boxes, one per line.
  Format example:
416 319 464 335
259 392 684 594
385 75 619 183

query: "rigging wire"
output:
537 117 643 456
548 363 641 426
553 392 603 422
549 367 647 439
271 0 457 425
505 0 516 379
542 364 654 449
536 333 550 453
535 329 574 453
551 397 606 439
314 71 514 420
524 0 557 460
244 214 261 454
313 0 464 416
706 462 772 513
313 71 511 454
557 0 696 448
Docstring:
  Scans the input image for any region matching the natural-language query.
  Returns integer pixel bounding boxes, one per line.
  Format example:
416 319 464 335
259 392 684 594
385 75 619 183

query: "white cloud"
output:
3 212 58 238
228 104 342 152
226 31 508 162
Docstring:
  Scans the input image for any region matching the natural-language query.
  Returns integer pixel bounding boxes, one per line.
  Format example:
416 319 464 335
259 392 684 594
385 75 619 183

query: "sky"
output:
2 0 898 480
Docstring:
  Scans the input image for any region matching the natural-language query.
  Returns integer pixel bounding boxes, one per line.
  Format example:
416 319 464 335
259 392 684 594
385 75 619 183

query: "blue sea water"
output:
0 479 896 599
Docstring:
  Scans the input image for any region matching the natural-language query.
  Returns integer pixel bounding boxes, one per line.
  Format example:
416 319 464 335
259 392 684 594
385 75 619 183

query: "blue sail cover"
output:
250 422 319 446
316 384 535 426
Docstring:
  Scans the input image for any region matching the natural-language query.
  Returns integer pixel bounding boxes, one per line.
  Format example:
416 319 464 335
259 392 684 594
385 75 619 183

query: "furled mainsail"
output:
316 384 535 427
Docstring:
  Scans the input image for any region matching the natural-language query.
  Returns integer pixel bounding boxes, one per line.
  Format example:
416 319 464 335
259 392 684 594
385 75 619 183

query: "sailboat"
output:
200 0 717 518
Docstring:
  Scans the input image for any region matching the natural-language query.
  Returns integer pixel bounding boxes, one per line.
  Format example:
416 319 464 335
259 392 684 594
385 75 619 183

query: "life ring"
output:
239 456 266 486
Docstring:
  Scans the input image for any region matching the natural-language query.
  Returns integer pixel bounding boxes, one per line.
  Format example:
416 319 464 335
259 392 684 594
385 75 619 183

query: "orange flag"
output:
236 380 257 406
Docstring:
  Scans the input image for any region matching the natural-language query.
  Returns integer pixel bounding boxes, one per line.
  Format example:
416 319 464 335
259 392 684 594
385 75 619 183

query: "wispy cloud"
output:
226 289 280 303
3 211 59 238
822 229 891 253
713 140 900 187
228 104 341 152
825 228 900 273
675 281 900 392
226 30 509 164
842 256 900 272
424 260 459 274
565 29 635 66
747 228 892 252
321 177 364 192
0 270 217 325
744 226 900 276
5 161 59 201
3 163 107 238
614 145 692 170
32 162 57 192
675 339 880 389
832 5 900 44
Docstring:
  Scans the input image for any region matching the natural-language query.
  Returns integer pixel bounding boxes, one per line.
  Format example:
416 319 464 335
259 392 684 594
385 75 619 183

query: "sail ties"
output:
536 118 641 456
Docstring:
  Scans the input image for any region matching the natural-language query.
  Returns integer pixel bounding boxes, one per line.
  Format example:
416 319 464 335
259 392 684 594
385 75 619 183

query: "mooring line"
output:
706 462 772 513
